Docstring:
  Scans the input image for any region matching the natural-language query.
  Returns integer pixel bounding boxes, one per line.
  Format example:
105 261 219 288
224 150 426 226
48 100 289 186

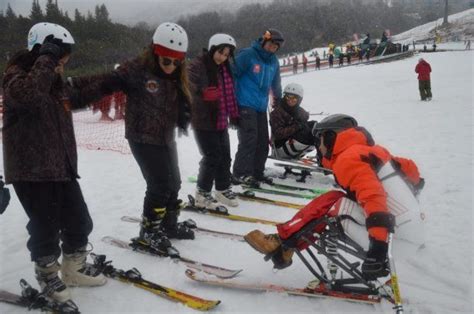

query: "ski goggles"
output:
284 94 300 101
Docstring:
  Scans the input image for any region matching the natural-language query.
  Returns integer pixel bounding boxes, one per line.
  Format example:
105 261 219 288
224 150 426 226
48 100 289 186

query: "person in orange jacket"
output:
245 114 424 280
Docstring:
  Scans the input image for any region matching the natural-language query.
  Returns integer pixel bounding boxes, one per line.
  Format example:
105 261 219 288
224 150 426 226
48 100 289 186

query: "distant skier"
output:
292 55 298 74
415 58 432 101
338 52 344 66
188 33 239 209
315 55 321 70
328 53 334 68
2 22 106 304
302 53 308 72
270 83 316 159
245 114 425 280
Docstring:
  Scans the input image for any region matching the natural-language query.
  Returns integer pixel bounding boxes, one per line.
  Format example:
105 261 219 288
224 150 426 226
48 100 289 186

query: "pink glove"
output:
202 87 221 101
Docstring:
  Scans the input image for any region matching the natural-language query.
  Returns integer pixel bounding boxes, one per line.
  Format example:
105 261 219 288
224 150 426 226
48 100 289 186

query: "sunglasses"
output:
161 57 181 67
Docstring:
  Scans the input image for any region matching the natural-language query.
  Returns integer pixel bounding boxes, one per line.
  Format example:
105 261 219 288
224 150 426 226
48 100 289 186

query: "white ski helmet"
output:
152 22 188 59
27 22 75 51
208 33 236 50
284 83 304 98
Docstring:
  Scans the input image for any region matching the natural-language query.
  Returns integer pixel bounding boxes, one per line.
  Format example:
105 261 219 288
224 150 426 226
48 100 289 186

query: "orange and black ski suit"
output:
319 127 422 242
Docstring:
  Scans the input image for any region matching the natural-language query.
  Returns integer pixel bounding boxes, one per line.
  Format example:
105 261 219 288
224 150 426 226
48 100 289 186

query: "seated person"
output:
245 114 425 280
270 83 316 159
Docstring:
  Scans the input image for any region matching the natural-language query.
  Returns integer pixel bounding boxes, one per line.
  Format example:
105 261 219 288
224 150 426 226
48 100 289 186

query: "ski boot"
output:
34 256 71 303
195 187 222 210
61 245 107 287
214 188 238 207
255 174 273 185
161 200 195 240
231 175 260 188
134 215 176 256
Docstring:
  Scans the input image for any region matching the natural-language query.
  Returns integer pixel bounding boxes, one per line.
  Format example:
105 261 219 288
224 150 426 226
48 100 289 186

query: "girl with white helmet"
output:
270 82 317 160
70 22 194 248
188 33 239 209
2 22 106 307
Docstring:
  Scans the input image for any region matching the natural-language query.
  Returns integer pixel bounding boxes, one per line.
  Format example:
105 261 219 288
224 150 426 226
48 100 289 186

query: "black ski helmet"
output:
262 28 285 48
312 114 358 148
312 114 357 136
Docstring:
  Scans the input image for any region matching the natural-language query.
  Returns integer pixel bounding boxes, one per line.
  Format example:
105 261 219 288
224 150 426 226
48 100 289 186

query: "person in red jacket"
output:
245 114 424 280
415 58 432 101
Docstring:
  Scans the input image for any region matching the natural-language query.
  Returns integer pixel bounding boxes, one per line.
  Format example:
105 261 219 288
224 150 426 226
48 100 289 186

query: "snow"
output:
391 8 474 44
1 48 472 313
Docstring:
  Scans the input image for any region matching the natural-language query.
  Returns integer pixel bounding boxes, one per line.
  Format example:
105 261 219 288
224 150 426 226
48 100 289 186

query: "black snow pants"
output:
233 107 269 179
13 180 93 262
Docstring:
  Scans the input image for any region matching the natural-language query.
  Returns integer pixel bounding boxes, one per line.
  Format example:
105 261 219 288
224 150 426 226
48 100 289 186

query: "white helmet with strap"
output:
152 22 188 59
208 33 236 50
284 82 304 98
27 22 75 51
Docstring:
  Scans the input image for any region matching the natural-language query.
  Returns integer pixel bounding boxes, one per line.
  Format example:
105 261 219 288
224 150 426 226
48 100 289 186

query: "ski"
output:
243 186 317 199
91 254 220 311
101 236 242 279
185 269 381 305
237 191 304 210
120 215 245 242
273 161 331 174
0 279 80 313
188 176 323 199
261 181 328 195
183 195 280 226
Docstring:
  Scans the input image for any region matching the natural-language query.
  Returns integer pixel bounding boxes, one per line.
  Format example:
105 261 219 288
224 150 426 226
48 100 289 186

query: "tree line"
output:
0 0 470 76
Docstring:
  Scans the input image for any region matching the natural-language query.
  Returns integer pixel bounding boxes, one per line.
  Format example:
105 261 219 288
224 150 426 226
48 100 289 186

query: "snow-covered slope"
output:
0 50 472 313
392 8 474 43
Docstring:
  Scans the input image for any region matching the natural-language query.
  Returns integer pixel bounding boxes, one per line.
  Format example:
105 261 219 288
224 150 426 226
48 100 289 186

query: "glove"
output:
39 42 62 61
202 87 221 102
362 238 389 280
0 176 11 215
229 117 240 129
177 102 191 136
39 35 69 61
413 177 425 196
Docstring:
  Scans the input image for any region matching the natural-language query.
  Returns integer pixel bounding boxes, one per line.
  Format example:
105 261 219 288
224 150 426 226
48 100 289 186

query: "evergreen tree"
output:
29 0 43 22
45 0 62 23
6 3 16 19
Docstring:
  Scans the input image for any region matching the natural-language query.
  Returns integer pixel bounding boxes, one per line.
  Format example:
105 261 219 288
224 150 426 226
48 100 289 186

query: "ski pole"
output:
387 233 404 314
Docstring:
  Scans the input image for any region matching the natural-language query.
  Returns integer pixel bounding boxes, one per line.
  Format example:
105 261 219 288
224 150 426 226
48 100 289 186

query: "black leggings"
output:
194 129 232 192
13 180 93 262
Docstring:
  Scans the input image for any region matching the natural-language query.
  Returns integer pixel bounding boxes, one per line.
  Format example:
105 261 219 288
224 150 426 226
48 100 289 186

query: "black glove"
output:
177 101 191 137
229 117 240 129
39 35 71 61
413 177 425 196
362 238 389 280
0 176 11 215
39 42 62 61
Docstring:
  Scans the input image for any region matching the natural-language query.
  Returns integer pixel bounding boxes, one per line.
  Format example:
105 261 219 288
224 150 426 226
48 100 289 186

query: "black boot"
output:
137 216 173 254
161 200 195 240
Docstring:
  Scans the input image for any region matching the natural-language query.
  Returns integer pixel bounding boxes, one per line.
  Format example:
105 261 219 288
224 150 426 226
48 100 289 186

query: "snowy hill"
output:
0 51 473 312
392 8 474 43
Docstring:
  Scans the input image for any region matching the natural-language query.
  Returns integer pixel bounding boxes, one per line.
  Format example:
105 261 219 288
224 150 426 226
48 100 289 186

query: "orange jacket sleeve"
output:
333 151 389 241
392 156 421 186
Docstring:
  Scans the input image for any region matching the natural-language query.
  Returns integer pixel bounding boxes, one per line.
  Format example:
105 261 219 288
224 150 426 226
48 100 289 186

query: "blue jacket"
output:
233 40 282 112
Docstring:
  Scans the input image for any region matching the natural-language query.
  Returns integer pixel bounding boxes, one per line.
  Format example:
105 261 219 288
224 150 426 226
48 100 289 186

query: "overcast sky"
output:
0 0 272 25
